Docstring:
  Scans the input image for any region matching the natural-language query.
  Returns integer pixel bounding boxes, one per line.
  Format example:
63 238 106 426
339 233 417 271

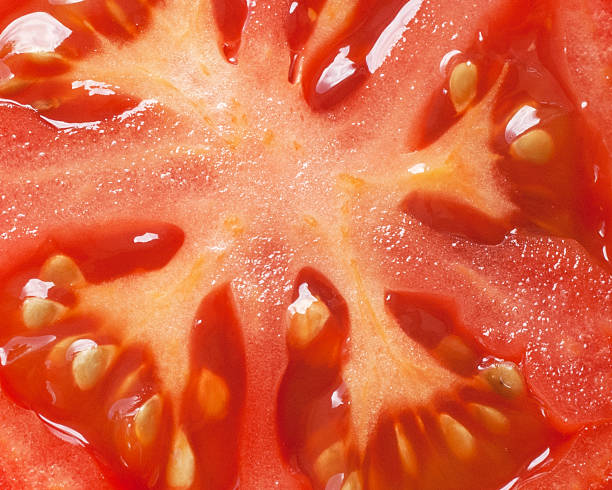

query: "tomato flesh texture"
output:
0 390 113 490
0 0 608 488
0 222 248 489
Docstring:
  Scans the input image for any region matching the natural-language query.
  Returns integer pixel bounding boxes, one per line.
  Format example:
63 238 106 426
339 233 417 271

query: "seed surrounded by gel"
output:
480 361 525 398
72 344 118 390
439 414 476 460
22 297 66 329
510 128 554 164
134 394 163 446
287 283 331 349
449 61 478 113
197 368 230 420
40 254 85 288
394 421 418 476
166 428 196 488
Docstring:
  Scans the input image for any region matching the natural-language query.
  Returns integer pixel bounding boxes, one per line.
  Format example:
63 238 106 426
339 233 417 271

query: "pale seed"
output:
166 428 196 488
510 128 554 164
72 344 118 390
449 62 478 113
40 255 85 288
439 414 476 460
468 403 510 435
287 285 331 349
313 440 347 484
197 368 230 420
394 422 418 476
480 361 525 398
134 394 163 446
22 297 66 329
414 415 426 434
433 334 478 374
341 471 362 490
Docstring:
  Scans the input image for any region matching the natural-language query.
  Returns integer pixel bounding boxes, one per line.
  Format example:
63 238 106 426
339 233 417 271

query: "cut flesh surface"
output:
0 0 611 489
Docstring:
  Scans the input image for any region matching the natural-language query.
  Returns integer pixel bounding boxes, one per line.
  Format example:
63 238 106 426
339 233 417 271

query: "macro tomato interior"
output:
0 0 611 489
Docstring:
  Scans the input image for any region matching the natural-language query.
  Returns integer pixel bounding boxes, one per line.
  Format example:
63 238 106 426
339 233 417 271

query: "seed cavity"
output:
72 344 118 390
40 254 85 288
510 128 554 164
313 440 348 484
287 283 331 349
22 297 67 329
166 428 196 488
394 422 418 476
134 394 163 446
468 403 510 435
439 414 475 460
449 61 478 113
341 471 362 490
197 368 229 420
480 361 525 398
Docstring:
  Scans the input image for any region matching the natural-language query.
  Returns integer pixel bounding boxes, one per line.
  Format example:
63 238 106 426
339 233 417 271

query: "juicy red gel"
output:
180 284 247 490
381 290 570 489
42 221 184 284
278 279 573 490
286 0 327 83
277 268 359 488
403 0 612 269
211 0 249 64
301 0 419 111
0 222 243 488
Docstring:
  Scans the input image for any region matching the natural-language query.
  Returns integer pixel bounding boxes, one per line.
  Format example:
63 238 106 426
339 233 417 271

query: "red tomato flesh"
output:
0 0 610 489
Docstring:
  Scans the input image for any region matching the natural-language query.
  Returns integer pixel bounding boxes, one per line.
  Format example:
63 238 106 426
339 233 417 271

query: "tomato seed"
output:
166 428 196 488
197 368 230 420
468 403 510 435
40 254 85 288
393 421 418 477
439 414 476 460
510 128 554 164
480 361 525 398
21 297 67 329
341 471 363 490
134 394 163 446
313 440 349 485
287 283 331 349
72 344 118 390
432 334 479 376
104 0 138 37
449 61 478 113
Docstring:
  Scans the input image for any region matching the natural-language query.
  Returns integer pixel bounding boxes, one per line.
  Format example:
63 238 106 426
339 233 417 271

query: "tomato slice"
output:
0 0 610 489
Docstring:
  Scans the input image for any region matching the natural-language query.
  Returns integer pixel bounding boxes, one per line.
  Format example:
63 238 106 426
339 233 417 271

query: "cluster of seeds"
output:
279 276 557 489
449 59 554 166
8 249 241 489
